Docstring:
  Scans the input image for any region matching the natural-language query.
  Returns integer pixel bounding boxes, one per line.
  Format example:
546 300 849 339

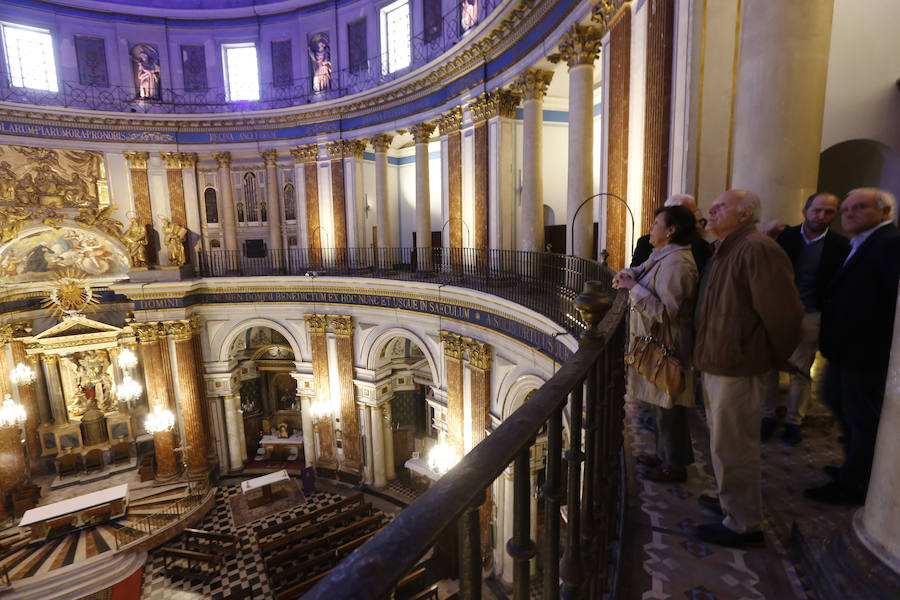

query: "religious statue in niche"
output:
122 217 148 267
162 219 188 266
68 349 115 415
130 43 161 100
461 0 478 31
308 33 332 93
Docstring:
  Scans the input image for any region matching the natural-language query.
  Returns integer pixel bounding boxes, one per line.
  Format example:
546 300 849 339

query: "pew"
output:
259 503 370 555
265 513 383 571
160 547 220 581
269 529 380 594
183 528 239 556
255 492 364 543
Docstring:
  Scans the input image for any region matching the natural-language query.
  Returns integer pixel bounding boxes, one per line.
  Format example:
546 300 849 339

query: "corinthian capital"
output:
181 152 198 169
124 151 149 169
369 134 394 153
261 149 278 166
408 121 436 145
438 107 463 136
290 144 319 164
305 313 327 334
212 152 232 168
328 315 353 336
440 331 465 359
160 152 182 170
556 24 603 69
464 338 492 370
511 68 555 101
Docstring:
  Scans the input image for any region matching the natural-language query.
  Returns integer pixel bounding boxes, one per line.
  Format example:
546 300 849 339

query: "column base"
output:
154 468 182 485
793 513 900 600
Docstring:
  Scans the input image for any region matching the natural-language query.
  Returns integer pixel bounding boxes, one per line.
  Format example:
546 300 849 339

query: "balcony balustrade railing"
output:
197 247 612 337
113 475 211 550
0 0 501 115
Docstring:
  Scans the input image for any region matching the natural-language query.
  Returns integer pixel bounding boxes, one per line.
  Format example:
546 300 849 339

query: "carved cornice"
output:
304 314 327 334
181 152 198 169
440 331 465 359
123 151 149 170
438 107 463 136
134 322 161 343
556 24 604 69
160 152 182 169
511 68 555 102
464 338 492 370
261 149 278 166
369 134 393 153
408 121 435 145
212 152 232 168
469 89 521 123
291 144 319 164
328 315 353 336
165 319 193 342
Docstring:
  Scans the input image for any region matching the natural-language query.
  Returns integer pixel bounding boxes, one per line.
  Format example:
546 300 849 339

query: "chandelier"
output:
145 407 175 433
309 395 335 422
0 394 26 428
9 362 36 386
117 348 138 370
117 374 143 403
428 434 461 476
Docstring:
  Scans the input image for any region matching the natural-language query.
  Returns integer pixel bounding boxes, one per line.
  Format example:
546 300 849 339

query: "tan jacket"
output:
625 244 698 409
694 223 803 376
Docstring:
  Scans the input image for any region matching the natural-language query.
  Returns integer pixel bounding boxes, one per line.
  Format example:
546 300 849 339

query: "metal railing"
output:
114 475 211 550
0 0 502 115
198 247 611 337
305 285 629 600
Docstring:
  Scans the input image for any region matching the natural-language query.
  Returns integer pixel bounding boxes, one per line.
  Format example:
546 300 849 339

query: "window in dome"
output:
271 39 293 88
1 23 58 92
204 187 219 223
223 43 260 101
75 36 109 88
380 0 411 74
423 0 441 44
348 19 367 74
242 172 259 221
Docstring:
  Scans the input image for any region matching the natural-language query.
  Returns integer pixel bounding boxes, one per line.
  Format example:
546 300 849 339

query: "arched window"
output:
260 201 268 222
242 171 258 221
204 187 219 223
283 182 296 220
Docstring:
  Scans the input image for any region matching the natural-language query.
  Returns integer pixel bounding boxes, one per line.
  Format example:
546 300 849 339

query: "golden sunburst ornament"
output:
41 269 99 319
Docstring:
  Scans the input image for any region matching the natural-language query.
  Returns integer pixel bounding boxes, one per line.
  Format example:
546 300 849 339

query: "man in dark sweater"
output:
761 193 849 445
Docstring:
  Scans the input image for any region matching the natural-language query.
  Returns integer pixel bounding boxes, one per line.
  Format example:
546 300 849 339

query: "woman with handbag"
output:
612 205 699 482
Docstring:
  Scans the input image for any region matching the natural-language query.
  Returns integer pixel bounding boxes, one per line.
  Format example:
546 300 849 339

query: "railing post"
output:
459 489 485 600
580 363 599 566
560 384 586 599
542 405 564 600
508 444 536 600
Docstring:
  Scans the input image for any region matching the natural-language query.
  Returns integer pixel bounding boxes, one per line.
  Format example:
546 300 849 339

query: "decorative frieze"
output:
511 68 555 101
290 144 319 164
438 107 463 136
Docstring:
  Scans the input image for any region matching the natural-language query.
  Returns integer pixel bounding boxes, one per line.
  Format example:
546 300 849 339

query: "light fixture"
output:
117 374 143 404
117 348 138 370
145 407 175 433
427 434 460 476
0 394 26 428
10 362 36 386
309 395 334 422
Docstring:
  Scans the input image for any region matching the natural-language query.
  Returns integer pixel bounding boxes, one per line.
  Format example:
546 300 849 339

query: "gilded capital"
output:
304 314 327 334
212 152 232 168
382 401 392 423
465 338 492 370
438 107 463 135
326 141 345 160
134 322 161 343
511 68 555 102
592 0 628 28
123 151 149 170
369 134 393 153
41 353 59 365
290 144 319 164
160 152 182 170
261 149 278 166
557 24 603 69
328 315 353 336
181 152 198 169
189 316 203 335
165 319 193 342
440 331 465 359
0 321 29 343
470 89 521 123
408 121 435 145
344 139 366 159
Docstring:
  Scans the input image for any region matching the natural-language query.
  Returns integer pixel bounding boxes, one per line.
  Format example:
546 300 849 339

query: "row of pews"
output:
160 529 239 583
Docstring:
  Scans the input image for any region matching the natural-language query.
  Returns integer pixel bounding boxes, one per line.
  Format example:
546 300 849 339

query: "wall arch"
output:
213 316 305 363
499 373 546 420
359 326 441 386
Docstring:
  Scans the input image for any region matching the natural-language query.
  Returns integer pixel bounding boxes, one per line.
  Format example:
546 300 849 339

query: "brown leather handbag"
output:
624 310 686 396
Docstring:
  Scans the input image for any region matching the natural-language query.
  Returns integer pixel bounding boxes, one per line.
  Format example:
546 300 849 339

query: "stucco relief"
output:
0 145 103 208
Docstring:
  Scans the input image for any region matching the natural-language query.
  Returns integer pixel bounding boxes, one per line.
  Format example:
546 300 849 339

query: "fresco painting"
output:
0 228 129 282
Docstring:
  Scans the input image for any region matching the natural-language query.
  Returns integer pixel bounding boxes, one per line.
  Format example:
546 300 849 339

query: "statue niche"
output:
65 349 115 417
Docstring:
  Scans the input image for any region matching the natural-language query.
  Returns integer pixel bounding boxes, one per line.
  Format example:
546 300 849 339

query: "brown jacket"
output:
694 223 803 376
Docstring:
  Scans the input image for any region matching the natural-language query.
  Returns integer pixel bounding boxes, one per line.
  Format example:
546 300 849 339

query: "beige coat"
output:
625 244 698 409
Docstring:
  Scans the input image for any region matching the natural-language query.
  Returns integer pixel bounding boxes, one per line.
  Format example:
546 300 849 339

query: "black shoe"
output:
781 424 802 446
823 465 841 479
696 522 765 548
803 481 865 506
697 494 724 517
760 417 776 442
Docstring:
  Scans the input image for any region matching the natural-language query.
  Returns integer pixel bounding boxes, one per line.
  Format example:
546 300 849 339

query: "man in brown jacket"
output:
693 189 803 547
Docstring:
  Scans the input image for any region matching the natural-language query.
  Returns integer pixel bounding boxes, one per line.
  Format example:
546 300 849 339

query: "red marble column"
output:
327 142 348 262
469 95 490 252
136 323 178 482
124 151 156 265
605 7 631 271
190 318 215 462
465 338 494 559
169 321 209 477
293 145 321 266
329 315 360 474
440 331 465 455
440 108 464 255
9 341 40 468
305 314 336 467
0 424 25 513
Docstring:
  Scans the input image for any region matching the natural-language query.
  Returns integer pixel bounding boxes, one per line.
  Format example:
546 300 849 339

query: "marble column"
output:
487 90 520 252
262 149 284 269
180 153 202 268
326 142 349 262
604 6 631 271
343 140 366 252
169 321 209 477
440 331 465 456
468 93 491 252
124 151 155 264
363 405 375 485
0 423 26 499
558 24 603 259
439 108 464 252
512 69 554 253
161 152 189 267
135 323 178 482
382 400 396 480
466 338 493 559
731 0 833 224
370 403 386 488
293 145 321 266
305 314 336 467
329 315 360 474
300 394 315 466
222 393 243 472
41 355 66 425
9 342 40 467
370 133 393 258
189 319 215 463
289 146 311 250
500 466 515 585
212 152 239 268
408 121 435 268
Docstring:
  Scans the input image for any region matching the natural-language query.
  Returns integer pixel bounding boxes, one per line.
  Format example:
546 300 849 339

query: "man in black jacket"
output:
761 193 849 445
805 188 900 505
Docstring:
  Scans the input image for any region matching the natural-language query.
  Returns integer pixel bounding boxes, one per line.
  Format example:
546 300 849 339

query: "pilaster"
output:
440 331 465 455
329 315 360 473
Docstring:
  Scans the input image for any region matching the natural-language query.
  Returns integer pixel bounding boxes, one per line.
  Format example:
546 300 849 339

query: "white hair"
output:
664 194 695 209
737 190 761 223
849 187 896 219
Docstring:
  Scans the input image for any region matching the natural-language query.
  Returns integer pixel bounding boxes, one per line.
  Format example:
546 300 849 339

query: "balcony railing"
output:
0 0 502 115
114 475 211 550
198 247 612 336
304 283 629 599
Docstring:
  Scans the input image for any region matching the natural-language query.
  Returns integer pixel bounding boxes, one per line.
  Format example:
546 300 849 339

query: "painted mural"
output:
0 228 129 282
0 144 104 209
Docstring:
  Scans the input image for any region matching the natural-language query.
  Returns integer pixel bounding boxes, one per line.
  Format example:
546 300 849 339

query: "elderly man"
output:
805 188 900 505
761 193 850 445
630 194 711 273
693 189 803 547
